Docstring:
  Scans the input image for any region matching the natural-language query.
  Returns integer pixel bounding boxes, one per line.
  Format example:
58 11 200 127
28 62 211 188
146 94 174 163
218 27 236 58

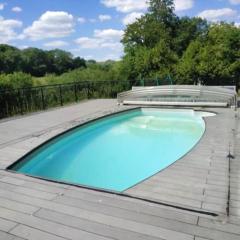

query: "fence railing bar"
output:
0 78 189 119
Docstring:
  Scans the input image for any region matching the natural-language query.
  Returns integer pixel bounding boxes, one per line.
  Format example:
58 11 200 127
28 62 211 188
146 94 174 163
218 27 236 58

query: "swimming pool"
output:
9 108 210 192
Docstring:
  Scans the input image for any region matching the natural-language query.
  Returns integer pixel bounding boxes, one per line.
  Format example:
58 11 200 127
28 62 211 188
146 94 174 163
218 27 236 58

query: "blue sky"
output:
0 0 239 61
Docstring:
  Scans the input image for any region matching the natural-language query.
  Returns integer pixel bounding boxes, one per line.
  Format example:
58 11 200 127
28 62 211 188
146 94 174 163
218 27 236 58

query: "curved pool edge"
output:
6 107 140 171
123 113 209 193
6 107 215 193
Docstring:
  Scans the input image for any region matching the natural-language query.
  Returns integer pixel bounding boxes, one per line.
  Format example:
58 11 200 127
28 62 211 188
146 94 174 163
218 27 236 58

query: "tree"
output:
148 0 176 27
0 45 22 73
176 40 202 84
198 23 240 85
174 17 208 56
176 23 240 86
47 49 74 75
0 45 87 77
21 48 48 77
73 57 86 69
0 72 33 90
122 0 179 80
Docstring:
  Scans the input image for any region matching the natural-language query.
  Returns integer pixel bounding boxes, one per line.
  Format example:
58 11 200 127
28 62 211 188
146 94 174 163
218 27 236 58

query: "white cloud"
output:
12 6 22 12
175 0 194 11
122 12 144 25
73 50 121 61
99 14 112 22
229 0 240 5
75 37 103 49
23 11 75 40
198 8 237 22
44 40 68 48
89 18 97 23
235 22 240 27
94 29 124 40
77 17 86 23
75 37 123 49
97 53 122 61
75 28 123 51
18 45 29 49
0 3 5 10
74 28 124 61
0 17 23 43
101 0 147 13
101 0 194 13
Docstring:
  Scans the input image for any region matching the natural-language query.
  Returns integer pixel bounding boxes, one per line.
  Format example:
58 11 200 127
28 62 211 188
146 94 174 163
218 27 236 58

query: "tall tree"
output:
122 0 179 80
0 45 22 73
176 23 240 86
148 0 176 26
174 17 208 56
21 48 48 76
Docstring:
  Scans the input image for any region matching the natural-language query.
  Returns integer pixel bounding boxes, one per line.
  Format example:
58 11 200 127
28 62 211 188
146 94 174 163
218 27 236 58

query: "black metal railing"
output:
0 78 175 119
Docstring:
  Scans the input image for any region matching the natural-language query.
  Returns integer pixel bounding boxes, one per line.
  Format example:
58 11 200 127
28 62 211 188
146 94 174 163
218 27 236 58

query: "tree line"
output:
121 0 240 88
0 45 87 77
0 0 239 92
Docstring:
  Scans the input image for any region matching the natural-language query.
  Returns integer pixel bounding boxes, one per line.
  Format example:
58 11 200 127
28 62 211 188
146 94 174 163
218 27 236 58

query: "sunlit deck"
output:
0 99 239 240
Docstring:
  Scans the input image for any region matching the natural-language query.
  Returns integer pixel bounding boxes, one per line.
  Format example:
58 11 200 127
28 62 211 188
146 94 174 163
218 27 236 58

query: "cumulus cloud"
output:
89 18 97 23
101 0 194 12
99 14 112 22
175 0 194 11
0 3 5 10
101 0 147 13
18 45 29 49
198 8 237 22
75 28 123 51
94 29 124 39
229 0 240 5
0 17 23 43
75 37 102 49
12 6 22 12
44 40 69 48
23 11 75 40
75 37 122 51
235 22 240 27
122 12 144 25
73 49 121 61
97 53 122 61
77 17 86 23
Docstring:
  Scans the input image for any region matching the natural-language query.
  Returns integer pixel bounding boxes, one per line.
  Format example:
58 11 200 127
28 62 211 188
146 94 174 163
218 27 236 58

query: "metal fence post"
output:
18 90 23 115
59 85 63 106
41 87 45 110
74 83 78 102
87 82 90 99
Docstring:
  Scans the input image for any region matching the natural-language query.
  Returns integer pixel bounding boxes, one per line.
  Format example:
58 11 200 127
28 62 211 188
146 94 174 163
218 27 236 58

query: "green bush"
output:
0 72 33 91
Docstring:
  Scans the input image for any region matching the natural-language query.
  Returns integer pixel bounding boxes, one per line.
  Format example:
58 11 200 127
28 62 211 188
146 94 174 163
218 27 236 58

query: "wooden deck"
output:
0 99 239 240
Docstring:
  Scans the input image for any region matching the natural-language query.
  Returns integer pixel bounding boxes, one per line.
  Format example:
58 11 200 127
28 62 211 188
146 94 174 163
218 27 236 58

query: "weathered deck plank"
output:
0 100 239 240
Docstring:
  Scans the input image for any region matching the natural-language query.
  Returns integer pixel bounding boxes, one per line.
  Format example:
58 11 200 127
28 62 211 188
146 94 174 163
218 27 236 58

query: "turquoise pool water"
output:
11 108 207 192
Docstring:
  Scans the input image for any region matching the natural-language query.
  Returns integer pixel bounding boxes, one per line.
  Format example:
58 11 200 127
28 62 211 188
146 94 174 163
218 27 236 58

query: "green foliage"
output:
122 0 239 86
21 48 48 77
0 0 239 91
148 0 176 28
0 72 33 90
173 17 208 56
0 45 22 73
36 60 126 85
122 0 180 80
176 23 240 85
0 45 86 77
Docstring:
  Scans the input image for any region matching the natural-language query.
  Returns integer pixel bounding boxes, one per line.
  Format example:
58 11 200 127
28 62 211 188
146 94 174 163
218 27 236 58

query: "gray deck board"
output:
36 209 164 240
0 99 239 239
10 225 67 240
0 230 25 240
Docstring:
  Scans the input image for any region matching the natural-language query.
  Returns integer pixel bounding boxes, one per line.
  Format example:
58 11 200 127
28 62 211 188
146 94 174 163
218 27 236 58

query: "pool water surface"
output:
10 108 209 191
